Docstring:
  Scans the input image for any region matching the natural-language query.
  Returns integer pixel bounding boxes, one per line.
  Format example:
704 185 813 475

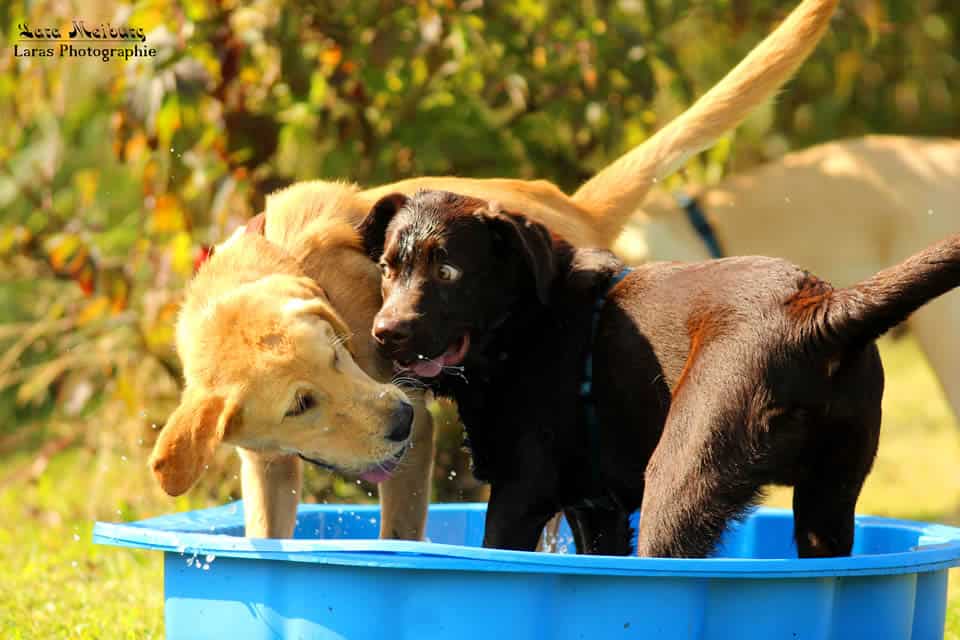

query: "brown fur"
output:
363 189 959 559
149 0 838 539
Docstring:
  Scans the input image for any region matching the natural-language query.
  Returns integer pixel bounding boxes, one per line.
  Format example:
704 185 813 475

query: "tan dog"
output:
149 0 838 540
616 135 960 422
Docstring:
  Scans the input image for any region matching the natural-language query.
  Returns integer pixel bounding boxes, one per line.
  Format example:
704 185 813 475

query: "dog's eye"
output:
379 262 393 279
435 263 461 282
285 391 316 418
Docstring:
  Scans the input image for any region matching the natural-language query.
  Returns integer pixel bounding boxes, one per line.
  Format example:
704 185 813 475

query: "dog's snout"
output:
386 401 414 442
373 317 413 347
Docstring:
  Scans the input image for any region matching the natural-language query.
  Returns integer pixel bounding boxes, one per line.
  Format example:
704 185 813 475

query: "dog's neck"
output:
435 240 623 484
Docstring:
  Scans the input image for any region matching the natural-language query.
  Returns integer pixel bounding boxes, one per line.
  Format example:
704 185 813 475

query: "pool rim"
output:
93 502 960 579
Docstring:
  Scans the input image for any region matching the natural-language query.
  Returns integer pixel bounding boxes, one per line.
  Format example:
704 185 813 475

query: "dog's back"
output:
259 182 389 379
595 235 960 557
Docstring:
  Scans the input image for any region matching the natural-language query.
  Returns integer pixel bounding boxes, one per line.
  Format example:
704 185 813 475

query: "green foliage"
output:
0 0 958 504
0 2 958 637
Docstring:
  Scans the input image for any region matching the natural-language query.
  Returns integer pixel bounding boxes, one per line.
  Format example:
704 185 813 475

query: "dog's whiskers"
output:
331 332 354 349
442 365 469 384
390 374 429 389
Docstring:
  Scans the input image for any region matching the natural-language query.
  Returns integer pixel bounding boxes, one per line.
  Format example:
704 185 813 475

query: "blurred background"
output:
1 0 958 637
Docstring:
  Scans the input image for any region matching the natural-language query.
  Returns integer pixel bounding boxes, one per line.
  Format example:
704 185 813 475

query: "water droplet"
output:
928 209 934 215
120 455 127 462
369 518 376 524
205 554 216 563
202 563 210 570
73 533 80 542
71 560 78 568
291 489 297 495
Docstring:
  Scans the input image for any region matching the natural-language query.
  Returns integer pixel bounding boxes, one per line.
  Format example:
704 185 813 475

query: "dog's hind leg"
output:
791 477 861 558
378 395 435 540
564 506 633 555
791 412 881 557
238 448 302 538
792 443 875 558
790 344 882 557
635 379 763 557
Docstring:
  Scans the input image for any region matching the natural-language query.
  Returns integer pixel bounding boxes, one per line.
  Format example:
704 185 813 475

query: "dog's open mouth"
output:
357 444 408 484
395 333 470 378
298 443 408 484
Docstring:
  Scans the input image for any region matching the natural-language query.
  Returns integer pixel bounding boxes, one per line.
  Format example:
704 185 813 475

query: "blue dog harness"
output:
577 266 632 505
675 191 724 259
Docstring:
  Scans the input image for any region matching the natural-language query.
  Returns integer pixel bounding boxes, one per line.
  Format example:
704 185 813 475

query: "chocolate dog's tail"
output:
810 234 960 349
572 0 838 245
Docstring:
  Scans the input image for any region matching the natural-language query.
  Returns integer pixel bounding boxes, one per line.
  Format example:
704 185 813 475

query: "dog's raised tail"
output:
572 0 838 244
807 234 960 350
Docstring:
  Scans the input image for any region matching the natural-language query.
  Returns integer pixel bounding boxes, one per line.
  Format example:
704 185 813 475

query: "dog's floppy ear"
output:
483 209 556 304
148 392 241 496
357 193 407 260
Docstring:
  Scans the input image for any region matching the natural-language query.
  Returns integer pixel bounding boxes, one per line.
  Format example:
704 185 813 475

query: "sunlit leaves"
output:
71 170 99 209
147 194 186 234
44 234 87 274
0 227 31 256
168 231 194 278
155 94 182 148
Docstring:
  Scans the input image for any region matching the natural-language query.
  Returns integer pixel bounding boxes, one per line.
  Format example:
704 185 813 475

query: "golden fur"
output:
149 0 838 539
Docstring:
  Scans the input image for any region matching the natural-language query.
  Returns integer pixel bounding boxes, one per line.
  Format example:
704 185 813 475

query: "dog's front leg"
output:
564 506 633 555
483 483 556 551
238 448 302 538
378 395 435 540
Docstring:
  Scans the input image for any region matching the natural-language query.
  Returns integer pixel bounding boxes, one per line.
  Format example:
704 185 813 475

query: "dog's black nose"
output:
373 317 412 347
386 401 414 442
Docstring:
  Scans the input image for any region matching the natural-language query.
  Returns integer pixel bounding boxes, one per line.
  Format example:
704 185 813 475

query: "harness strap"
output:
578 266 632 500
674 191 724 259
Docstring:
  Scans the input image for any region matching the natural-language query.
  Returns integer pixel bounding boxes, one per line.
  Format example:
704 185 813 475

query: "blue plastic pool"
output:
94 502 960 639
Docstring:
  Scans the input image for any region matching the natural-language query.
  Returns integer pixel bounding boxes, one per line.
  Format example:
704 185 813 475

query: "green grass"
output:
0 452 164 638
0 334 958 638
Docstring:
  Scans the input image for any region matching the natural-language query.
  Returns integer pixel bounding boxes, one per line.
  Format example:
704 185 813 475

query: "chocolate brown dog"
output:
360 190 960 557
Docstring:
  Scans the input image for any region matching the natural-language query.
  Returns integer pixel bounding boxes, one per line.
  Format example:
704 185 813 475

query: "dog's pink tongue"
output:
409 359 444 377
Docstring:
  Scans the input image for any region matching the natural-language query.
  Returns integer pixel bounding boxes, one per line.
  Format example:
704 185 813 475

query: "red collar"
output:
194 212 265 272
